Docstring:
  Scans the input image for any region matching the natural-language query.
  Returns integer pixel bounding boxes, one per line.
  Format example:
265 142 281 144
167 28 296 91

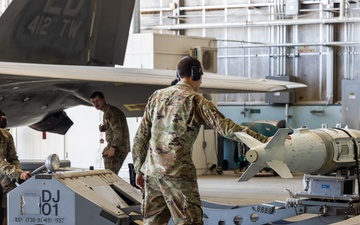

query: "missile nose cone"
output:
246 150 258 163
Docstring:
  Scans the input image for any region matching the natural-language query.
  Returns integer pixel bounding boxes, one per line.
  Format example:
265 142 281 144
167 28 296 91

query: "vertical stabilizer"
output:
0 0 134 65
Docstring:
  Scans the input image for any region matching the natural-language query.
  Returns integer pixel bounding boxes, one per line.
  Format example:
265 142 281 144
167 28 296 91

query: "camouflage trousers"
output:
0 175 16 209
142 176 203 225
102 146 128 175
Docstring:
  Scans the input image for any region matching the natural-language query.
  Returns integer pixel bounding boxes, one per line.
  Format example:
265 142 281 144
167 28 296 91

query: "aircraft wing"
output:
0 0 306 134
0 61 306 134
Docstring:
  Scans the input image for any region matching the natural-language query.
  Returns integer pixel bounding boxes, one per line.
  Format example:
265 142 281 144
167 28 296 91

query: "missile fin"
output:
265 128 289 149
237 164 265 182
266 160 293 178
234 132 264 148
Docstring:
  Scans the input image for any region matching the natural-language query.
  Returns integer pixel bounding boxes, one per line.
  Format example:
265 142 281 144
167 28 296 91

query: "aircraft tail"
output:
0 0 135 66
236 128 293 181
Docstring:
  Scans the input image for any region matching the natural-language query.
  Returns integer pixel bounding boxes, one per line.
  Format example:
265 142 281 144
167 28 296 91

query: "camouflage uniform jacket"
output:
103 104 130 153
0 129 23 181
132 81 268 181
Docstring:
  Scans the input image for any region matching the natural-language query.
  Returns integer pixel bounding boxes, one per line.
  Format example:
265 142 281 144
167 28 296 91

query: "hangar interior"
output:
1 0 360 224
0 0 358 166
1 0 359 171
0 0 357 168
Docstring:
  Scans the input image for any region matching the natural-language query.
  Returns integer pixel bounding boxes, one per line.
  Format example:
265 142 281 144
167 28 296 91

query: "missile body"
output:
236 127 360 182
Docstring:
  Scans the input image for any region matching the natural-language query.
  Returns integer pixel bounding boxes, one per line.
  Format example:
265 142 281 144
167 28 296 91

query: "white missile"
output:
235 127 360 182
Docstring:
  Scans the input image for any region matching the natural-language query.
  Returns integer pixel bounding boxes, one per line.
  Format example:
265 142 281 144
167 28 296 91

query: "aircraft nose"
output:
246 150 258 163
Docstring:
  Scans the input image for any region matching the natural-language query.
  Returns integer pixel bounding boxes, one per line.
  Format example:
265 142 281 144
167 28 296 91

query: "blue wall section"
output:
218 104 342 170
218 104 342 129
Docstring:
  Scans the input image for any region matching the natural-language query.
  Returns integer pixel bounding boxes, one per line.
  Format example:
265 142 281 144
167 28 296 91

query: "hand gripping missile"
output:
235 127 360 182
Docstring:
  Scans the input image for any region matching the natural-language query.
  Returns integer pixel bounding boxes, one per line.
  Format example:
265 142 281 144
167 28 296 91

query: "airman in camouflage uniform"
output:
90 92 130 175
132 56 269 225
0 111 30 225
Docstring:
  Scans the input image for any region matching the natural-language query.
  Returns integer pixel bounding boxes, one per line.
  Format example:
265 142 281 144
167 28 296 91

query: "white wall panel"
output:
13 127 65 161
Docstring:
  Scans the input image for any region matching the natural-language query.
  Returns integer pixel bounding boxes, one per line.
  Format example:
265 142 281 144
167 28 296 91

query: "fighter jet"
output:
0 0 306 134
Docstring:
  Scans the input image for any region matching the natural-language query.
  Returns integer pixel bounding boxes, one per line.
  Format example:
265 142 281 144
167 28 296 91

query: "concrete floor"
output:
197 171 360 225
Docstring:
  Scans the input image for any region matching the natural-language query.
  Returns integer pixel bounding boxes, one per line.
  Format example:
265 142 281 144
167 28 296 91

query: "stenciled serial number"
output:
14 217 65 223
